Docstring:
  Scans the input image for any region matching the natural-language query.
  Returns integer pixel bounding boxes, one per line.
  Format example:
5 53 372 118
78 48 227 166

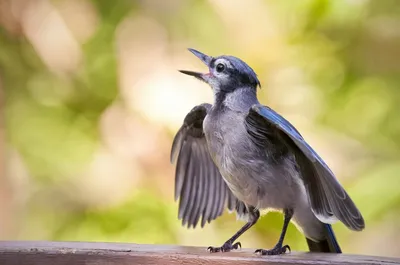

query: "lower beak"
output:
179 70 206 82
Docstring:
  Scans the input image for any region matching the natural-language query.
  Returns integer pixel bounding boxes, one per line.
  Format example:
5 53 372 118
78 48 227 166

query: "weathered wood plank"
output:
0 241 399 265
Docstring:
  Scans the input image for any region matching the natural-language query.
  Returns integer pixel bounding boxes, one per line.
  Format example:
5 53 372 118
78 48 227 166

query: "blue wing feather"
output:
247 104 364 231
256 105 332 172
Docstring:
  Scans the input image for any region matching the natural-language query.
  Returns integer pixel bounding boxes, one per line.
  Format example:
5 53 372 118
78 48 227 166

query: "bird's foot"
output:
255 244 290 255
207 241 241 253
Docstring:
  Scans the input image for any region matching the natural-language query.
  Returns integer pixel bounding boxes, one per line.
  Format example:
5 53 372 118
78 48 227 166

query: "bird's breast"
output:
203 111 304 210
203 113 261 203
203 112 248 166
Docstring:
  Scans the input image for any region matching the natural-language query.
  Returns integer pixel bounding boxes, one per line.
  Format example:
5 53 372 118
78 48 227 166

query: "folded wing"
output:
245 104 365 231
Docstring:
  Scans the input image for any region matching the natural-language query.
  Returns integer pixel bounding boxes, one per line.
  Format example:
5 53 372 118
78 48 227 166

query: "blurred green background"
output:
1 0 399 258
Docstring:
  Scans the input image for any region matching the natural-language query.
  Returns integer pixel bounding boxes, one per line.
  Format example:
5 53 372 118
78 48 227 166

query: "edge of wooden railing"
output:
0 241 399 265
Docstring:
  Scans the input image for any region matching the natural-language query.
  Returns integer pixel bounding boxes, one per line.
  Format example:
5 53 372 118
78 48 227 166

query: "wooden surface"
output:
0 241 399 265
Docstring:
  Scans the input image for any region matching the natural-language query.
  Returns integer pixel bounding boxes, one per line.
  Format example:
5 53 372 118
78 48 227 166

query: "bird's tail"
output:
306 224 342 253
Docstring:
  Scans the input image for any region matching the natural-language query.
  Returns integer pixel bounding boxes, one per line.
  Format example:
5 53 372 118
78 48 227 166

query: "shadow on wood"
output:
0 241 399 265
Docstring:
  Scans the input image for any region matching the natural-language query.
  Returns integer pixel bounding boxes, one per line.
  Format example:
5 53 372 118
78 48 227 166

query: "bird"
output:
170 48 365 255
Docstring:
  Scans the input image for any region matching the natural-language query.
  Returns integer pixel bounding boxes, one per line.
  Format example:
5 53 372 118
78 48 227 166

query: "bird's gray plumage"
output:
170 104 241 228
171 48 365 254
246 105 364 231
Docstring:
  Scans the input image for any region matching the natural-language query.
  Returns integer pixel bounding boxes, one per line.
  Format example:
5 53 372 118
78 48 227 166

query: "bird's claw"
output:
255 244 291 255
208 241 242 253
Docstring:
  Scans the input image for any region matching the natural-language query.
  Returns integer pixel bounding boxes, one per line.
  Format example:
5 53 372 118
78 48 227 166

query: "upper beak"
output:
179 48 212 82
187 48 212 65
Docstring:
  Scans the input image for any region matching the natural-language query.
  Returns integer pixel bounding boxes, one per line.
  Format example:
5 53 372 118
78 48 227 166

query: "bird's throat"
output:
214 87 258 112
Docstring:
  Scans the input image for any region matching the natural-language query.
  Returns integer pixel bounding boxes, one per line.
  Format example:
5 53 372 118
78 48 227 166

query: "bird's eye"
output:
216 63 225 73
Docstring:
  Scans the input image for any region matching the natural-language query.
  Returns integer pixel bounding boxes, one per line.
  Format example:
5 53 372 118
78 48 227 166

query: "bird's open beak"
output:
179 48 212 82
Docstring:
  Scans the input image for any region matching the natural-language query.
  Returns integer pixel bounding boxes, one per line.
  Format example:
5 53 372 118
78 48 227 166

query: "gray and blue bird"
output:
170 49 365 255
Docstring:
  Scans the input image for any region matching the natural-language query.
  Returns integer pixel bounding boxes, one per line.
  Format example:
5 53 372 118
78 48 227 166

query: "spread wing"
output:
171 103 241 228
245 104 365 231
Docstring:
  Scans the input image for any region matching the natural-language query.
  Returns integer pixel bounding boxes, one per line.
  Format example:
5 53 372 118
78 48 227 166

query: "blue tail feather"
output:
306 224 342 253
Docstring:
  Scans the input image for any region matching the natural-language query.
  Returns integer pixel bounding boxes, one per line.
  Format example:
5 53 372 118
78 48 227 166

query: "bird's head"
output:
179 48 260 94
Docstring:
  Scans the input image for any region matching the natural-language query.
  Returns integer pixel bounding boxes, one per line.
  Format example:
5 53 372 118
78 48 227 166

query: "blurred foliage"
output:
1 0 400 258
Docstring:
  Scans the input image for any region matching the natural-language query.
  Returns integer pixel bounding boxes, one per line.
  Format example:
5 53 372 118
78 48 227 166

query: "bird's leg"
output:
255 209 293 255
208 209 260 253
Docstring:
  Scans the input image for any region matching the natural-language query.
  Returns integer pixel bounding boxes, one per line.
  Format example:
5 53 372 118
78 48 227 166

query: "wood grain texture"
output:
0 241 399 265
